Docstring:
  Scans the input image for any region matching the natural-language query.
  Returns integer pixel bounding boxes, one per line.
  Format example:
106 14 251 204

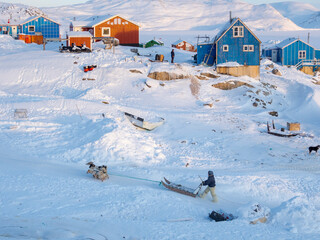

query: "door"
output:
272 50 278 62
12 26 17 38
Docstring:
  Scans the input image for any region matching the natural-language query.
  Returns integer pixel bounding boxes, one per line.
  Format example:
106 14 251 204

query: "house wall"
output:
94 16 139 46
20 17 60 38
0 25 9 35
196 43 215 65
68 37 92 50
315 50 320 60
216 21 260 66
174 41 195 51
282 40 314 66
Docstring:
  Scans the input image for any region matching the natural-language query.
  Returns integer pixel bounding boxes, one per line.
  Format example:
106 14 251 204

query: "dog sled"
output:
124 112 164 131
161 177 202 198
267 121 299 138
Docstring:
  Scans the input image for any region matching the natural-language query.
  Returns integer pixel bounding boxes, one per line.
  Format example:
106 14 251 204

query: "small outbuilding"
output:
67 31 93 51
140 39 164 48
172 40 195 52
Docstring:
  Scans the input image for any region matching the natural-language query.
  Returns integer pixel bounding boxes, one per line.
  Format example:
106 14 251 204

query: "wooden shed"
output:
172 40 195 52
70 15 139 46
67 31 93 51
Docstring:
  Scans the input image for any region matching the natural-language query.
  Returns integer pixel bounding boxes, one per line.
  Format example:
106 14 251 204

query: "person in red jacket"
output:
200 171 218 202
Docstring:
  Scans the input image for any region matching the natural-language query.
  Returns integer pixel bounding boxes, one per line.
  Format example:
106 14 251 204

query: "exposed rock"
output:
212 81 254 90
200 72 219 78
203 103 213 108
147 71 188 81
253 102 258 107
196 75 208 80
272 68 282 76
269 111 278 117
130 69 143 74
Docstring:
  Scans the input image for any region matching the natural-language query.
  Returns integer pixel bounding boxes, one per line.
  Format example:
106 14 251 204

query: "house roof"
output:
172 40 184 45
276 37 314 50
20 15 60 26
214 18 261 44
67 31 93 37
71 15 139 28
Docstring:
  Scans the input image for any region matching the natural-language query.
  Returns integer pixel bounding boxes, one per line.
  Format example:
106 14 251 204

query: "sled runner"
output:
161 177 202 198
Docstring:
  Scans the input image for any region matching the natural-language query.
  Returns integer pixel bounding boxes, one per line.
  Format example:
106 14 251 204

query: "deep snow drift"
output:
0 35 320 239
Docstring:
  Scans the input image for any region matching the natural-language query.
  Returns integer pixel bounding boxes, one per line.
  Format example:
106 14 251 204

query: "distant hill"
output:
1 0 303 32
0 2 46 25
271 1 320 29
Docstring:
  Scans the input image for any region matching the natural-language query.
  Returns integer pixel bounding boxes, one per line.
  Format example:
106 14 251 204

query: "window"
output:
249 45 254 52
102 27 110 36
298 50 306 59
3 27 7 31
28 26 35 32
223 45 229 52
243 45 249 52
233 26 244 37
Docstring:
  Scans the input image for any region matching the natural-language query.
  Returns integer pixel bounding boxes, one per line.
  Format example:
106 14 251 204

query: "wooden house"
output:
0 24 19 38
70 15 139 46
172 40 195 52
140 39 164 48
19 16 60 39
264 38 320 75
197 18 261 79
67 31 93 51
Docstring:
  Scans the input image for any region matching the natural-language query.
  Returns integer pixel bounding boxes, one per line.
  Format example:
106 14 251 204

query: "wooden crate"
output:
287 122 300 131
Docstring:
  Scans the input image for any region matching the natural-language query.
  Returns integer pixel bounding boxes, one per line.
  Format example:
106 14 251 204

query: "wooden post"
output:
272 120 275 129
43 39 46 50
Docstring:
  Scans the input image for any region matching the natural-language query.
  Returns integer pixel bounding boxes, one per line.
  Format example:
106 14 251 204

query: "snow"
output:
1 30 320 239
0 0 320 239
67 31 92 37
217 62 243 67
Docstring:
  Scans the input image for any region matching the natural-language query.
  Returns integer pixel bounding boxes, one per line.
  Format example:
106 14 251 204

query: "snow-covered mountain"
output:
0 2 46 25
271 2 320 29
1 0 302 32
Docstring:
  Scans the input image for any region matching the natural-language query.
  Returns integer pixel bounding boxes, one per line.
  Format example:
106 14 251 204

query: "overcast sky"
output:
0 0 319 8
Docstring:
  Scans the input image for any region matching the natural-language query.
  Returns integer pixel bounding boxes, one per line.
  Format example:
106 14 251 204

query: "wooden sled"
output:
125 112 164 131
161 177 202 198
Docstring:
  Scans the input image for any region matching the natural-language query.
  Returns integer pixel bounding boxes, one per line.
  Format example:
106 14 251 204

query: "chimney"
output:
307 32 310 44
229 11 232 23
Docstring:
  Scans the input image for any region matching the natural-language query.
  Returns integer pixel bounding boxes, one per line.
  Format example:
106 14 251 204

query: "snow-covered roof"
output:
71 15 139 28
276 38 298 48
67 31 92 38
19 15 60 26
172 40 184 45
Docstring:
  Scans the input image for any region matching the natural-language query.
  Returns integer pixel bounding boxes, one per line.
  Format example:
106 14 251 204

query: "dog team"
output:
86 162 109 181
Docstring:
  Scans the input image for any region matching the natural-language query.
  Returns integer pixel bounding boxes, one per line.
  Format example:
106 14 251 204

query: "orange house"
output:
172 40 195 52
70 15 139 46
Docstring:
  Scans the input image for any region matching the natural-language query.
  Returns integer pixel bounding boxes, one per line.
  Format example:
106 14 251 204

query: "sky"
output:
0 0 319 8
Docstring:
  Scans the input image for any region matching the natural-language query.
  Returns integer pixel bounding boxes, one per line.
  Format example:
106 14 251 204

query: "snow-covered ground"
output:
0 34 320 239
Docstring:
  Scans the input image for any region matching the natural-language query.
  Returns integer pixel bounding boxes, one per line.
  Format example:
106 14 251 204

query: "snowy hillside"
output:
0 2 46 25
271 2 320 29
1 0 302 32
1 34 320 239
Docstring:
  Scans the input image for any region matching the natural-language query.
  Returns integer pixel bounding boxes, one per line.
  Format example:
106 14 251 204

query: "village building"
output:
70 15 139 46
263 38 320 75
67 31 93 51
197 17 261 79
172 40 195 52
140 39 164 48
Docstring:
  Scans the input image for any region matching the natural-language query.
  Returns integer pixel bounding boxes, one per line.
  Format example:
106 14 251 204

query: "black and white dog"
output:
308 145 320 154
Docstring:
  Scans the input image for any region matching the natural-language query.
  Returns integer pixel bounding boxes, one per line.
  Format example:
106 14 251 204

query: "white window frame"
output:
28 25 35 32
249 45 254 52
3 27 7 31
243 45 249 52
298 50 306 59
101 27 111 36
233 26 244 38
223 45 229 52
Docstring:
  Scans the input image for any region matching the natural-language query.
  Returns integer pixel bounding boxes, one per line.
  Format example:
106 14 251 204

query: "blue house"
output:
0 24 19 38
264 38 320 74
19 16 60 39
197 18 261 78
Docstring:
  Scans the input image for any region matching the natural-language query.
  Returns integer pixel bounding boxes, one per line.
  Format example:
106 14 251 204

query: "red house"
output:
172 40 195 52
70 15 139 46
67 31 93 51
